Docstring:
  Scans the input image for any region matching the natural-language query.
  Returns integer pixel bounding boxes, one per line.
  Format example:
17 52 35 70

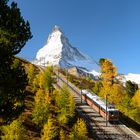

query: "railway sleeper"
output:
122 134 132 139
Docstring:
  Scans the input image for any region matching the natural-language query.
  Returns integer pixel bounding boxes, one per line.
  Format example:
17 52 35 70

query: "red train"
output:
81 90 119 122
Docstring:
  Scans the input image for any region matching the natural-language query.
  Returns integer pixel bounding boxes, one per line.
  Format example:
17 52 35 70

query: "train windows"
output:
93 101 99 107
100 106 105 112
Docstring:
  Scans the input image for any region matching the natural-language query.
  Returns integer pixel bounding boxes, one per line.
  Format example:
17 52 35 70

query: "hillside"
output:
1 57 140 139
0 58 91 139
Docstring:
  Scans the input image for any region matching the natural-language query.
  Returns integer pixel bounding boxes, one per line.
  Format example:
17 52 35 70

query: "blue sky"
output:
9 0 140 74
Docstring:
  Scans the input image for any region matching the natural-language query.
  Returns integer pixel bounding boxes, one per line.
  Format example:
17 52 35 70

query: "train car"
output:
81 90 119 122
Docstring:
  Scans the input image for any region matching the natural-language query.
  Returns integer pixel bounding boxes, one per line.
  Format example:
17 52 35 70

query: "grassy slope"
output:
16 57 41 139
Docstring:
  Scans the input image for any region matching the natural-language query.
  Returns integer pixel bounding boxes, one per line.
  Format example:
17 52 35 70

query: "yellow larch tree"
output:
59 129 66 140
131 90 140 108
69 118 88 140
130 90 140 123
32 89 51 127
27 63 35 85
41 118 58 140
100 59 117 87
38 72 45 89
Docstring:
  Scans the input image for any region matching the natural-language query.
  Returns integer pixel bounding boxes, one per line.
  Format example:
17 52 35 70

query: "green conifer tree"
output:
0 0 32 116
126 80 138 96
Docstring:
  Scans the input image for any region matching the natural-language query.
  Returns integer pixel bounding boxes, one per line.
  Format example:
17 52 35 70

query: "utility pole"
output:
57 67 59 82
40 57 41 66
81 89 82 103
43 57 45 67
79 73 84 104
106 94 108 127
79 79 82 103
66 68 68 86
63 59 68 86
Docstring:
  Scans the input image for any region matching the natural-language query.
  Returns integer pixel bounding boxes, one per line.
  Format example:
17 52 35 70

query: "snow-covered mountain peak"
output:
34 26 100 76
46 25 63 44
53 25 62 32
124 73 140 85
34 26 140 84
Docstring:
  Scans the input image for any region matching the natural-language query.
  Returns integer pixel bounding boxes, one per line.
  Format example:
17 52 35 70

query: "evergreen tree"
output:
0 0 32 55
126 80 138 96
0 58 28 116
99 58 106 66
0 0 32 117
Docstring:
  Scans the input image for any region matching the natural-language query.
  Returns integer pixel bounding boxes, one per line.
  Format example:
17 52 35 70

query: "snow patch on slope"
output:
124 73 140 84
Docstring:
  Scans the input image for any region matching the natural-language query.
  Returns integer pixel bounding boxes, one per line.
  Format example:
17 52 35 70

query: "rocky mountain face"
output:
34 25 100 76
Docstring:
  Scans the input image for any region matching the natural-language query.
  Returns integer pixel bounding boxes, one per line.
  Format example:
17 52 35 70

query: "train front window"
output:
109 111 118 116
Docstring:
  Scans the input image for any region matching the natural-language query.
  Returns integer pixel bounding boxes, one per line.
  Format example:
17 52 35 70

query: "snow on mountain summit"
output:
124 73 140 85
35 25 99 75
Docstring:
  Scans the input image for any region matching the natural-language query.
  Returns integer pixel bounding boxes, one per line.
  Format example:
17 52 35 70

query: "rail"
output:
54 82 112 140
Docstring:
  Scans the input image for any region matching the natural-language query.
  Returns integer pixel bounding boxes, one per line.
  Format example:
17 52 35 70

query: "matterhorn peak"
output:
46 25 64 44
53 25 62 32
34 25 99 75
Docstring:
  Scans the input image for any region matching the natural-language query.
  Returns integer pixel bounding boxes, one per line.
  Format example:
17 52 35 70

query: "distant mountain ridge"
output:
124 73 140 86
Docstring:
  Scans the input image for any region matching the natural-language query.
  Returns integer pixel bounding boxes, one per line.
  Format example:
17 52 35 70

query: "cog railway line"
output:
53 69 140 140
36 66 140 140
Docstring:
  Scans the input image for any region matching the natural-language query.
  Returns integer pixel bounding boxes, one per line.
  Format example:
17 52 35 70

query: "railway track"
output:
53 70 140 140
76 107 111 140
113 124 133 140
54 82 111 139
77 102 131 140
